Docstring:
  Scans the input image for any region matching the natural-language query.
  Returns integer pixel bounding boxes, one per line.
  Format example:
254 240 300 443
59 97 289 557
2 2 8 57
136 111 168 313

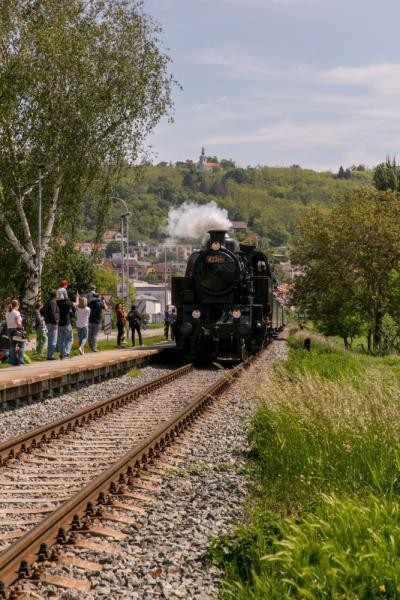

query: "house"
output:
230 221 247 232
77 242 106 255
134 281 171 313
135 294 162 322
103 230 123 243
106 257 151 281
198 147 220 172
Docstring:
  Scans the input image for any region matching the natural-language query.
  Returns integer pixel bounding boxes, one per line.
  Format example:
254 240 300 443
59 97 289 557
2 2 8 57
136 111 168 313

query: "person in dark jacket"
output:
127 304 142 347
43 290 60 360
164 305 172 340
57 295 76 359
88 293 107 351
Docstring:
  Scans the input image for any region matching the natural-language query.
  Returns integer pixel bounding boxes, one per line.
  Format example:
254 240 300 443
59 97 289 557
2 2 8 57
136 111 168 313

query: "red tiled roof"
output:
230 221 247 229
103 230 119 240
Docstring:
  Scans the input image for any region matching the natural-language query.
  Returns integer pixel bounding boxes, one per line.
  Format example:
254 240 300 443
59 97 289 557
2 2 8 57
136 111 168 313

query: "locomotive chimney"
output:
208 230 227 246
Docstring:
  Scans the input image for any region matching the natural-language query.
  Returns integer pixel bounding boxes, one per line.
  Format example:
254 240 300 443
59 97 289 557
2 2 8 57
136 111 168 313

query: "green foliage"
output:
373 156 400 191
91 264 119 296
127 367 140 378
42 245 96 296
80 163 373 249
211 331 400 599
0 0 175 304
292 189 400 351
218 496 400 599
105 241 122 258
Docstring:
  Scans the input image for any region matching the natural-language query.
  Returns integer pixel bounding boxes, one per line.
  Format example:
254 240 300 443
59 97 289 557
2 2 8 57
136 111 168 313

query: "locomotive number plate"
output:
206 255 225 264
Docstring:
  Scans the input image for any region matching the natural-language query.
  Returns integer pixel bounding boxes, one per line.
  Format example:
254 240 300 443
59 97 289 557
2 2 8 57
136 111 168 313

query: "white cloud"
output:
319 62 400 94
158 46 400 169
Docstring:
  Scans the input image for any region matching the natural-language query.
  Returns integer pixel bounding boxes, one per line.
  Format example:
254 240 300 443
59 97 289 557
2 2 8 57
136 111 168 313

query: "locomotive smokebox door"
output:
172 277 194 304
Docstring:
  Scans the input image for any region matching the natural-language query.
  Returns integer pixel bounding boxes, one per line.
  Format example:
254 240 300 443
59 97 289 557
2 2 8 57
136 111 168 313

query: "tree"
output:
0 0 174 307
373 157 399 191
292 189 400 351
105 241 122 258
92 264 120 296
41 244 96 297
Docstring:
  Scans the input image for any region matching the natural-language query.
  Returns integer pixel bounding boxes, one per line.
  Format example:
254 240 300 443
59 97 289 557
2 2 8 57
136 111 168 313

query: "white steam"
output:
166 201 232 241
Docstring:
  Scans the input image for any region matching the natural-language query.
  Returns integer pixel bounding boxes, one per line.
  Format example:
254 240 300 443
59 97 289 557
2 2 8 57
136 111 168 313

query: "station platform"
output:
0 343 173 407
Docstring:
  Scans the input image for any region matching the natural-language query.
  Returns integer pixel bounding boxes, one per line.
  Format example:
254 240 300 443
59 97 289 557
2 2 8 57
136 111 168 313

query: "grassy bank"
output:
210 330 400 599
2 334 167 366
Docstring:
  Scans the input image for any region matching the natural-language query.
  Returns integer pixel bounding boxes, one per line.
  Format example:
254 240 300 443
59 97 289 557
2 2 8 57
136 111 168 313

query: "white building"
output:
134 281 171 314
135 294 162 322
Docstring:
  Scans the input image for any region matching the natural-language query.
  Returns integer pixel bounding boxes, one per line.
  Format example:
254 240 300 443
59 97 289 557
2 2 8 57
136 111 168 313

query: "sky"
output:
144 0 400 171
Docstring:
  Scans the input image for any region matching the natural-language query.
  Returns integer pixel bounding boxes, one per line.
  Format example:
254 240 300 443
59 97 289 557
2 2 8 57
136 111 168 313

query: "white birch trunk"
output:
2 178 61 307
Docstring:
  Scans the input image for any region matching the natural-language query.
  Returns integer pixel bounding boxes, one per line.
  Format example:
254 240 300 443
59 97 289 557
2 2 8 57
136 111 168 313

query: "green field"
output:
209 329 400 599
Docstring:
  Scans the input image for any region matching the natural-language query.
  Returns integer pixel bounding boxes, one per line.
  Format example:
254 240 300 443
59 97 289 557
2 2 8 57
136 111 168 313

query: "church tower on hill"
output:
198 147 219 172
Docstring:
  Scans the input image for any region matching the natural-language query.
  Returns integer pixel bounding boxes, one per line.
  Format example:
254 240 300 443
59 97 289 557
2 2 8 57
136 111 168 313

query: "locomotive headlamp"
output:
211 241 221 251
192 309 201 319
232 309 241 319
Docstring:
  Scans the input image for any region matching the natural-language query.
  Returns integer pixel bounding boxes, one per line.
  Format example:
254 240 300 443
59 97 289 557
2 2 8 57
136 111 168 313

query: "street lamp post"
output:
163 243 175 311
111 196 131 309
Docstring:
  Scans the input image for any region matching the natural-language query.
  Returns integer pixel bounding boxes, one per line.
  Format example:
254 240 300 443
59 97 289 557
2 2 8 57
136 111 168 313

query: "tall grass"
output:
210 331 400 598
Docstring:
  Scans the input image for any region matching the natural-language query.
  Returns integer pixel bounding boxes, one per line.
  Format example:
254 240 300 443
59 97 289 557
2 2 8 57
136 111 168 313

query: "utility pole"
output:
164 245 167 310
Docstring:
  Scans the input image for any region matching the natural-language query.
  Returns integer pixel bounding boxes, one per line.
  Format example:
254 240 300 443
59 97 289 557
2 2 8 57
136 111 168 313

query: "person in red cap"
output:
57 279 69 300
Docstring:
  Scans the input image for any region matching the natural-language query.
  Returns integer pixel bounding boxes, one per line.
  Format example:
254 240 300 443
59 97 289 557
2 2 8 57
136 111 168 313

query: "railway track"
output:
0 357 254 597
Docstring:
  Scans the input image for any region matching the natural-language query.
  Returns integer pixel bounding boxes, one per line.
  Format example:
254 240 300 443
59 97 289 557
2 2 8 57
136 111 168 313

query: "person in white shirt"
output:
76 296 91 354
5 298 25 365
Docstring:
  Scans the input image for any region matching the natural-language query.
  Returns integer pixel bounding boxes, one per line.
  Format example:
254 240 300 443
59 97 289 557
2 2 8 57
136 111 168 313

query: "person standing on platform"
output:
127 304 142 347
164 305 172 340
86 284 97 304
88 293 107 352
43 290 60 360
57 294 76 359
115 303 126 347
170 308 177 341
76 296 91 354
5 299 25 365
34 302 47 355
57 279 69 300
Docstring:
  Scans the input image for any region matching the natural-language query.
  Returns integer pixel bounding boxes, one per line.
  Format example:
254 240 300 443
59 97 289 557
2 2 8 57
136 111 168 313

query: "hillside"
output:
82 162 373 249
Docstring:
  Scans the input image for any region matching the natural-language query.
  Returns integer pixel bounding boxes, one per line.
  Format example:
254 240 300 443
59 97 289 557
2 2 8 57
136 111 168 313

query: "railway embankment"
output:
210 328 400 599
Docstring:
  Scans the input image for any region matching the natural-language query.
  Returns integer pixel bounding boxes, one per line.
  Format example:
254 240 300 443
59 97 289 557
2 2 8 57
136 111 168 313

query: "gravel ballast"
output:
7 336 287 599
18 336 288 600
0 365 176 443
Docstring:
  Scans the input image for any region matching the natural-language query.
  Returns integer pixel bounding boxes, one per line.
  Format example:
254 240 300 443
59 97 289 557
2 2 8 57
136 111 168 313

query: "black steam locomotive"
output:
171 230 285 363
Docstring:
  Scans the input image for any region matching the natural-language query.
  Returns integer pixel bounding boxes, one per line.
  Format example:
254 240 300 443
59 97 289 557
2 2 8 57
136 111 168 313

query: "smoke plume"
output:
166 201 232 241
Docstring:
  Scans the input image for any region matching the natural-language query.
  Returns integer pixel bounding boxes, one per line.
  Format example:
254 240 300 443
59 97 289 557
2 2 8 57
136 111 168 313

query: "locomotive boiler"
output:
171 230 285 363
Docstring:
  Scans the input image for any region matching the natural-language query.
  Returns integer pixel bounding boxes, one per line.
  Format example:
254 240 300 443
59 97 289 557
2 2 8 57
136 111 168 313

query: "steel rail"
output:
0 356 254 593
0 363 193 465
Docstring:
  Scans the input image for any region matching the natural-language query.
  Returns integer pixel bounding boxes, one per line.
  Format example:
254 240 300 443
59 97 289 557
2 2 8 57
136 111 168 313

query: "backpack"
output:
128 310 141 327
43 300 53 323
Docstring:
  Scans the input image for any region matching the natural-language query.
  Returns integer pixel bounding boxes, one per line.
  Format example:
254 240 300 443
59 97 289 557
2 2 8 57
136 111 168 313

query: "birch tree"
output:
0 0 174 306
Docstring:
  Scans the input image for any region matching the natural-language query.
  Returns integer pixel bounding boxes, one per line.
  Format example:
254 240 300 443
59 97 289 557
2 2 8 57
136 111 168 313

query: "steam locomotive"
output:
171 230 286 363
